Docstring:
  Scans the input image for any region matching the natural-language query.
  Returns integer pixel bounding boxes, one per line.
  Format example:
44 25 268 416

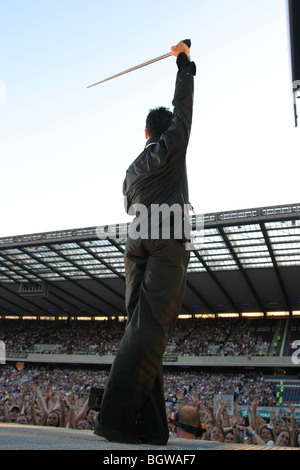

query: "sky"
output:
0 0 299 238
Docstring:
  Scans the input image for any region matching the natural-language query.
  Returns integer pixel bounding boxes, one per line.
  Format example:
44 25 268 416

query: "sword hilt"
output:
183 39 191 48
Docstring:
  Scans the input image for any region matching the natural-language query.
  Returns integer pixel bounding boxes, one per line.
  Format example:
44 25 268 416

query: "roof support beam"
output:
185 279 216 315
259 223 293 315
76 241 125 281
218 226 266 315
0 285 33 314
19 247 124 315
0 253 81 317
48 244 125 301
192 250 240 314
0 258 51 316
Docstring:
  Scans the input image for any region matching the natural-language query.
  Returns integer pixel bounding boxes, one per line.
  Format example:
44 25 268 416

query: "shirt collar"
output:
145 136 159 149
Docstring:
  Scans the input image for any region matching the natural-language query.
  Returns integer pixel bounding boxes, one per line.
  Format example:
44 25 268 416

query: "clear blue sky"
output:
0 0 298 237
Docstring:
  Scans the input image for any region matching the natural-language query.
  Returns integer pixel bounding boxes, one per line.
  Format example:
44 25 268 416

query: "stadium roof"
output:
0 202 300 319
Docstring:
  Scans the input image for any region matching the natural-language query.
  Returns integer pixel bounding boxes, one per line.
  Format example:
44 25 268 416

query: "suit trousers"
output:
96 237 190 444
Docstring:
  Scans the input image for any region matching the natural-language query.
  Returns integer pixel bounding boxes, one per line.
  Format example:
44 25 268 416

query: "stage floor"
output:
0 422 298 451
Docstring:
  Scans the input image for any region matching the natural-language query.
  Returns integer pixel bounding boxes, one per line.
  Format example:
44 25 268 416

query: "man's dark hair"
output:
146 106 173 138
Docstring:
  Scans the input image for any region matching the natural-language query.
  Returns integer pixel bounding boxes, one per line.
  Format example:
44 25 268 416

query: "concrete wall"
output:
5 352 299 369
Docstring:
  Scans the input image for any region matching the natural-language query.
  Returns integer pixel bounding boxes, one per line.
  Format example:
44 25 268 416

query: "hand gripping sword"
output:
87 39 191 88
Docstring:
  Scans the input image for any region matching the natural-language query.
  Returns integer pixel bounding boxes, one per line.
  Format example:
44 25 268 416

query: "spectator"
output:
172 405 203 440
16 414 29 424
224 430 235 443
209 424 225 442
77 419 91 430
45 411 60 427
9 404 20 423
259 424 276 445
275 428 291 447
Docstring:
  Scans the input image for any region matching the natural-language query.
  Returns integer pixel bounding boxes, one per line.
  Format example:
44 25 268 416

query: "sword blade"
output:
87 52 172 88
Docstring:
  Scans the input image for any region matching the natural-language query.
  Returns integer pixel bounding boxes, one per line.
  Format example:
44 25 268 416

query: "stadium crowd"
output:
1 317 299 447
0 317 272 357
0 363 299 447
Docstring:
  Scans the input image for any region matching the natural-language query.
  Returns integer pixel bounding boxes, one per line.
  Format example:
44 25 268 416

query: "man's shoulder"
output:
126 140 165 176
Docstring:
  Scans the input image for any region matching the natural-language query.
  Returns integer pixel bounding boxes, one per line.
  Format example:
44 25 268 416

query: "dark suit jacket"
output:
123 53 196 239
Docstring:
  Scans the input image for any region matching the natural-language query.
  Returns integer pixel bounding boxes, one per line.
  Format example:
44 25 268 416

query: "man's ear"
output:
145 127 150 139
